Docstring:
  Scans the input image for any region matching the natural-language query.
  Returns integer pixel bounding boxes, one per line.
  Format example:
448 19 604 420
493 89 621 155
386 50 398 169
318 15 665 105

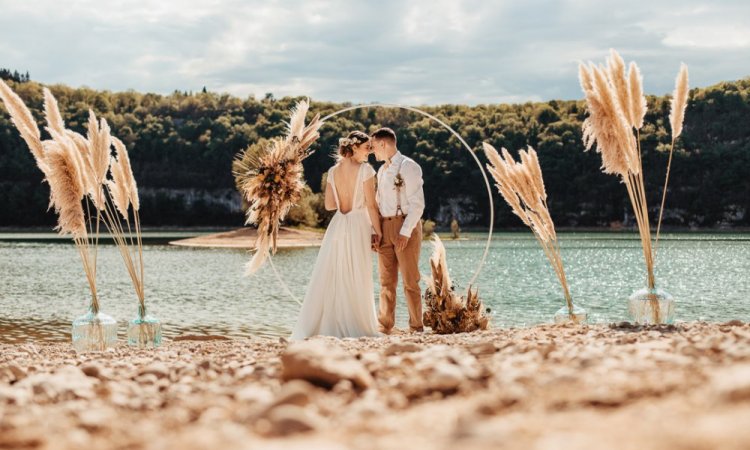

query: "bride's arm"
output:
324 177 337 211
363 177 382 236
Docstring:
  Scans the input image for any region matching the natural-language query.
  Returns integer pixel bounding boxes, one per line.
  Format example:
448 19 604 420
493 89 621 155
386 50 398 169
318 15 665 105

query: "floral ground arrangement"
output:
2 322 750 450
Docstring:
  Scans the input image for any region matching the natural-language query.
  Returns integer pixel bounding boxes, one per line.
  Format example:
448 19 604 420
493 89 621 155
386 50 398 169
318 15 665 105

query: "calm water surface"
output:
1 231 748 343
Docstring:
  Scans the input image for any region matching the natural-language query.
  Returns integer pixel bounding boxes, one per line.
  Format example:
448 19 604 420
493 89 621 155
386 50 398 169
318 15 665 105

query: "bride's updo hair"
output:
338 131 370 158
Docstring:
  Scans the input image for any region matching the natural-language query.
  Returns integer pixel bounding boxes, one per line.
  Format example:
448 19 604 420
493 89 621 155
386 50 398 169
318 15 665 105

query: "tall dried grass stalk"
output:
580 50 656 290
43 88 65 136
669 64 689 141
484 143 574 313
93 115 145 310
0 84 146 317
628 62 647 129
0 80 48 175
580 50 688 300
87 110 112 185
422 236 490 334
233 99 322 274
655 64 689 256
0 82 103 312
44 143 86 237
607 49 633 129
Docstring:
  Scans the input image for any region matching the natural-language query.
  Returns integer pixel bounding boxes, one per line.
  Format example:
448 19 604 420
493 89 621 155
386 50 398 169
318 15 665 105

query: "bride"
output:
291 131 382 339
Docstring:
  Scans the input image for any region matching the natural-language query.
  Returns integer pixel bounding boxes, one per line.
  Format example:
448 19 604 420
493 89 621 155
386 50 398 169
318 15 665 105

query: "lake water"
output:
1 231 748 343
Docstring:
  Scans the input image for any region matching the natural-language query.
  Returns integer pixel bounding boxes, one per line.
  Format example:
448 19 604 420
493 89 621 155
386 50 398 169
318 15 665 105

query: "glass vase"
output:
554 303 588 324
71 306 118 352
127 305 162 348
627 287 675 324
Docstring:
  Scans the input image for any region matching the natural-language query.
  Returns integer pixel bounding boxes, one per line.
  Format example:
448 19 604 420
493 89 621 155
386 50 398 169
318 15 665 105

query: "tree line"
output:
0 69 31 84
1 71 749 229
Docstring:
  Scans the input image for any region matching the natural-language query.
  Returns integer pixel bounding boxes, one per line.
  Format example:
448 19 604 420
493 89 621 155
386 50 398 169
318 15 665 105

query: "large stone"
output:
139 362 170 379
262 405 324 436
79 363 103 379
16 366 97 401
234 385 274 404
712 364 750 402
0 385 31 405
427 362 465 392
0 363 27 383
271 380 316 408
281 341 373 389
466 341 497 356
383 342 423 356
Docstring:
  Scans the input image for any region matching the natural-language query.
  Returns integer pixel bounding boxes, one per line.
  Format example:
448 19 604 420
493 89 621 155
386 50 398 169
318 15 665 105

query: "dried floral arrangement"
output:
423 236 490 334
579 49 688 322
484 144 585 323
0 80 152 348
232 99 322 274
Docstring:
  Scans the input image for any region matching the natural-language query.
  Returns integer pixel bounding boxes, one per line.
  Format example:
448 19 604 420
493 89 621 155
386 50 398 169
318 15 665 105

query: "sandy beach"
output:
169 227 324 249
2 321 750 449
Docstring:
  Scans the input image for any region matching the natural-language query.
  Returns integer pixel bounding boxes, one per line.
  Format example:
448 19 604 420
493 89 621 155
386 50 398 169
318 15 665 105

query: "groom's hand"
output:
396 235 409 252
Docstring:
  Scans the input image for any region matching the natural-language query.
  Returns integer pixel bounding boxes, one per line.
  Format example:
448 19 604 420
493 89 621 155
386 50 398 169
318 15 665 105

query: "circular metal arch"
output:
320 103 494 288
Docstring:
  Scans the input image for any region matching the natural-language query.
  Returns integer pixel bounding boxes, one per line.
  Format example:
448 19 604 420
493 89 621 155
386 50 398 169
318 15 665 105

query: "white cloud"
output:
662 26 750 49
0 0 747 104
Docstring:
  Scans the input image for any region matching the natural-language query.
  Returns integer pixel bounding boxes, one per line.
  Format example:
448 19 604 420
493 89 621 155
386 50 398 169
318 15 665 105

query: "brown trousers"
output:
377 216 423 332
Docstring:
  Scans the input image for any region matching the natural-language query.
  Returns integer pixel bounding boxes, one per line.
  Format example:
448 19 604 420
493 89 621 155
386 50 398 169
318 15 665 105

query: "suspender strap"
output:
395 159 405 216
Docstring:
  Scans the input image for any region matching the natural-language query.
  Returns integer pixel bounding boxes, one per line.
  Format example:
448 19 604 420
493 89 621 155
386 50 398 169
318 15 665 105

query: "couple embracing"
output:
291 127 425 339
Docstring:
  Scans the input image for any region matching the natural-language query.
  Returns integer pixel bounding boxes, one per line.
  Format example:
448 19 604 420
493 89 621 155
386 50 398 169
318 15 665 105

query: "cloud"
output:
0 0 748 105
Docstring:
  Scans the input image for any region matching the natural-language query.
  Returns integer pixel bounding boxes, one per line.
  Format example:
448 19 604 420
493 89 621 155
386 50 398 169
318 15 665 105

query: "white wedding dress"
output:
291 162 380 339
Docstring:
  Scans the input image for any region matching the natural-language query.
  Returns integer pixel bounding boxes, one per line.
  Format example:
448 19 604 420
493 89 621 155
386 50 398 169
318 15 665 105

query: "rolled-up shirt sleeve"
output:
399 161 425 237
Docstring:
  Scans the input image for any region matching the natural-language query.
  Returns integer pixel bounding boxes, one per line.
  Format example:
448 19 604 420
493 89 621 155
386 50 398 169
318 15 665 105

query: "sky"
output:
1 0 749 105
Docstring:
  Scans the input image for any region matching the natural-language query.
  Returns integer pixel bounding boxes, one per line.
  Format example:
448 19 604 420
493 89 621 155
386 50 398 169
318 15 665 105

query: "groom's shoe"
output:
378 325 393 335
409 327 424 334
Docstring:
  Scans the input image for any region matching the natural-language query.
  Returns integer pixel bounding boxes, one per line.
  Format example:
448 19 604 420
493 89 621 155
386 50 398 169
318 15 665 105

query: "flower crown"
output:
339 136 366 148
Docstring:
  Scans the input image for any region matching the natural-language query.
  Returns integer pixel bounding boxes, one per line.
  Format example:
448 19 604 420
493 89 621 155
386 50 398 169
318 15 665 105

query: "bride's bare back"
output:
323 155 381 240
331 160 362 214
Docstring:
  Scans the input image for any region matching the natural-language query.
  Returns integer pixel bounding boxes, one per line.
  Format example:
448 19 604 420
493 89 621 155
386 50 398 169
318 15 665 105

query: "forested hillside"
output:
1 71 748 229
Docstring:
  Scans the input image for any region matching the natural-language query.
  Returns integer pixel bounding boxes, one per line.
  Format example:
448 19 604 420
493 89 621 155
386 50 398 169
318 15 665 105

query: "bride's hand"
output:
371 234 381 252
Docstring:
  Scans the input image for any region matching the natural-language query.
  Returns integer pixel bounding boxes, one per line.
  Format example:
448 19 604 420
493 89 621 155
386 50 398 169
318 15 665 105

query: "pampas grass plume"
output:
669 64 689 139
628 62 646 129
43 87 65 136
0 79 47 174
46 143 86 237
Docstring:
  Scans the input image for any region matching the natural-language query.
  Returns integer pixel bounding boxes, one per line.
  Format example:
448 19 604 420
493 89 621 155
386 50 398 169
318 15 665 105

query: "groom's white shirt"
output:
376 152 425 237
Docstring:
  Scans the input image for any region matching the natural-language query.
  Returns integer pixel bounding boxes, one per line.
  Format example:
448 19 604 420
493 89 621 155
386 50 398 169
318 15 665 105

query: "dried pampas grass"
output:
655 64 689 254
484 143 576 316
422 236 490 334
669 64 689 140
628 62 647 129
87 110 112 185
580 50 655 290
0 83 148 317
607 49 633 130
45 142 86 237
233 99 322 274
580 61 640 176
113 137 139 210
107 156 131 219
43 87 65 136
580 49 689 298
0 79 48 174
91 112 146 309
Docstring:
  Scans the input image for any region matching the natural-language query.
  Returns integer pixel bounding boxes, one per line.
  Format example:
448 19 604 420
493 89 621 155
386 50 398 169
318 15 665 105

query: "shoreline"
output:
2 227 748 251
168 227 325 249
2 225 750 234
1 321 749 449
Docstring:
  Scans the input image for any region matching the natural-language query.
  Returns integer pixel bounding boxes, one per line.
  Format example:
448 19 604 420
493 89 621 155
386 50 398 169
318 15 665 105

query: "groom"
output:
370 127 425 333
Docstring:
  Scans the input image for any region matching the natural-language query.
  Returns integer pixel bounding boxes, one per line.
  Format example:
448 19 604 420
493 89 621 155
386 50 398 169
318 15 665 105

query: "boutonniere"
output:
394 173 405 189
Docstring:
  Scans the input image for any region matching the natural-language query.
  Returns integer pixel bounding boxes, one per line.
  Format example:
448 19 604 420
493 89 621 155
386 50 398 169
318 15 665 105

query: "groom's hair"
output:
371 127 397 146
